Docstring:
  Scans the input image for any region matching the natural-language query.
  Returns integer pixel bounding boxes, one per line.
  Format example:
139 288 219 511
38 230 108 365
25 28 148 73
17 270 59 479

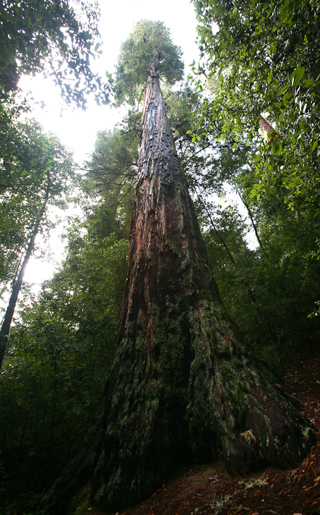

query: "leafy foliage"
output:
0 0 109 107
193 0 320 209
86 110 140 211
114 19 184 104
0 201 128 512
0 116 75 293
186 0 320 357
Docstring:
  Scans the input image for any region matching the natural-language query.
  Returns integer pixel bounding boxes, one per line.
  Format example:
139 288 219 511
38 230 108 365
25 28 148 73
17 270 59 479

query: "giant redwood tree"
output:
48 21 315 513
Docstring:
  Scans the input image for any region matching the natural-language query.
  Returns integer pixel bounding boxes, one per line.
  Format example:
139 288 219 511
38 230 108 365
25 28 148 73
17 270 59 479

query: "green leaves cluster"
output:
86 110 140 210
114 19 184 105
193 0 320 209
0 0 109 107
0 200 128 510
184 0 320 357
0 113 75 293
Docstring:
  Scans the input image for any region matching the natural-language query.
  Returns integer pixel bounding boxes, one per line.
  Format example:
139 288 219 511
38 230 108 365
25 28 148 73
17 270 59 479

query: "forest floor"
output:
83 346 320 515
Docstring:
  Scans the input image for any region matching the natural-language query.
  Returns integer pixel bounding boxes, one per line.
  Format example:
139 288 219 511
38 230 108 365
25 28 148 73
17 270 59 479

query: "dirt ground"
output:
83 346 320 515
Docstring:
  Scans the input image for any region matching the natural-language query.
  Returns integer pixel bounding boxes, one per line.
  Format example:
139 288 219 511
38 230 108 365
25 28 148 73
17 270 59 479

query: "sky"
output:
21 0 200 164
21 0 201 285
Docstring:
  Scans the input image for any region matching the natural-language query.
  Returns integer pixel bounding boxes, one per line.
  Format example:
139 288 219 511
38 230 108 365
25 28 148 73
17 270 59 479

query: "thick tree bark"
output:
47 75 314 513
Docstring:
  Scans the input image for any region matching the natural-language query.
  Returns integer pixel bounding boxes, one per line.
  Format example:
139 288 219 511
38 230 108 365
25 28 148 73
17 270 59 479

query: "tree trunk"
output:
236 188 266 254
47 75 314 513
203 203 237 265
0 175 50 368
259 115 274 134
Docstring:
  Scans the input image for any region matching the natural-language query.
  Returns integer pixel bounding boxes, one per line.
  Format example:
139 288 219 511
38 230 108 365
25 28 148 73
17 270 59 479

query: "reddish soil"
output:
83 346 320 515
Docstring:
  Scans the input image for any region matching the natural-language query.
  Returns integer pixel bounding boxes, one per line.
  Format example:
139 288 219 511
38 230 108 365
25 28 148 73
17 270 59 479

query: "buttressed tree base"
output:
48 73 315 514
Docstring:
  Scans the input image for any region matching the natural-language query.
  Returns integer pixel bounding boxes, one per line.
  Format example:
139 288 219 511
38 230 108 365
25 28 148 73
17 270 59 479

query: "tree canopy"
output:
0 0 109 107
0 117 75 291
114 19 184 104
189 0 320 333
192 0 320 209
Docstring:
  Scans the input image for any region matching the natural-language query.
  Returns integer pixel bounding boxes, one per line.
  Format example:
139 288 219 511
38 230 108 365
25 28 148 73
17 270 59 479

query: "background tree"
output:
192 0 320 207
86 110 140 212
0 119 75 367
185 0 320 352
0 195 128 512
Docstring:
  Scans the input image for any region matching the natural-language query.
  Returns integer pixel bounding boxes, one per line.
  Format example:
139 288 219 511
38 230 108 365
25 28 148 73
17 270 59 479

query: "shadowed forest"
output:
0 1 320 514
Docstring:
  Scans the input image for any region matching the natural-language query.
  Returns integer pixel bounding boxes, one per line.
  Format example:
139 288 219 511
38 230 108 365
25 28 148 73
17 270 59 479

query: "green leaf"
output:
275 141 283 155
280 85 289 95
305 79 314 87
311 140 318 152
292 64 305 87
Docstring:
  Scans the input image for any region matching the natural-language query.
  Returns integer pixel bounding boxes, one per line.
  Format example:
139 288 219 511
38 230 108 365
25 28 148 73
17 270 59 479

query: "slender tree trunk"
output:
204 202 266 312
0 177 50 368
259 115 274 134
203 203 237 265
236 188 266 253
47 75 314 514
259 115 281 142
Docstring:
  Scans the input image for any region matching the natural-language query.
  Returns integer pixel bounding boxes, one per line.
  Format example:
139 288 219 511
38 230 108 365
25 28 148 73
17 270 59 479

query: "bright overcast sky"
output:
21 0 200 285
21 0 199 164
